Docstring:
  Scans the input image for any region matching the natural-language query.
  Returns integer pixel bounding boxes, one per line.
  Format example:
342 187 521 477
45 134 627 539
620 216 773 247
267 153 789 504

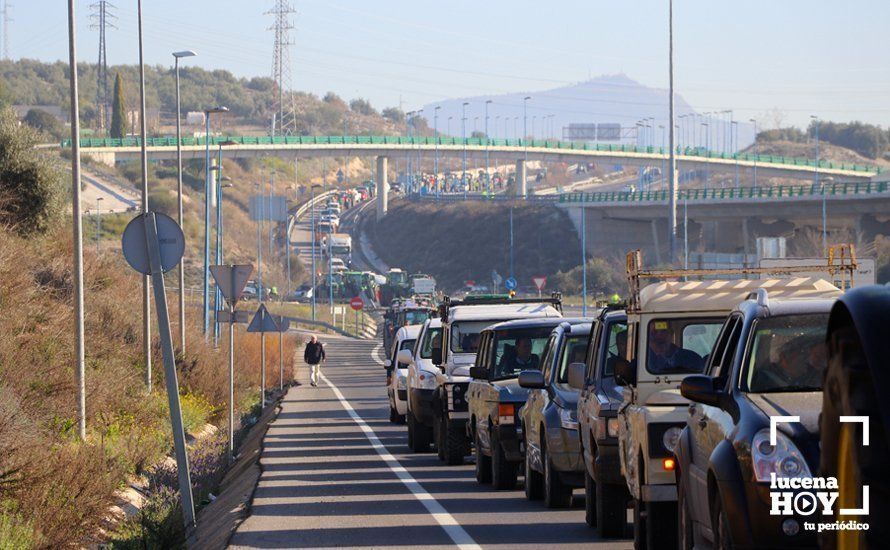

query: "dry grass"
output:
0 223 300 547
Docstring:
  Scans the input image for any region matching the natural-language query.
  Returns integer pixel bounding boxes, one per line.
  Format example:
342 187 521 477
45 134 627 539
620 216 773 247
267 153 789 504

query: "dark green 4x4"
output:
467 317 566 490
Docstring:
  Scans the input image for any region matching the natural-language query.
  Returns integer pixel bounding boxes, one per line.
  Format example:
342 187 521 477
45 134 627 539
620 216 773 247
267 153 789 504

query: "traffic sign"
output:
247 304 280 333
504 277 517 291
274 315 290 333
350 296 364 311
464 280 475 287
121 212 185 275
491 270 502 286
532 276 547 291
210 264 254 305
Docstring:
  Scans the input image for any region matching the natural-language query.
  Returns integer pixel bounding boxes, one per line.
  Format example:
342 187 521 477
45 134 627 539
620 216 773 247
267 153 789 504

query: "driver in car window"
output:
498 336 540 374
648 321 704 374
461 333 481 353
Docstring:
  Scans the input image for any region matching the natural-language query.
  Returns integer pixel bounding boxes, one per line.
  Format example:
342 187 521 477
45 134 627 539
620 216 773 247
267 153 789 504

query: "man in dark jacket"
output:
304 335 326 387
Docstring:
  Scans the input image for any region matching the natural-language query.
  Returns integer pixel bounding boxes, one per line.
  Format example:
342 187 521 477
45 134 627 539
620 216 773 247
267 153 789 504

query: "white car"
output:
329 258 347 273
406 318 443 447
385 324 421 423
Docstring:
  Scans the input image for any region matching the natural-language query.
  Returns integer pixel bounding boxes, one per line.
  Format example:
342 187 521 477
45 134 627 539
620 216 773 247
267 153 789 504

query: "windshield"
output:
331 245 351 255
556 334 589 384
450 321 490 353
402 310 431 326
601 321 628 377
419 327 442 359
743 313 829 393
489 326 554 380
646 317 723 375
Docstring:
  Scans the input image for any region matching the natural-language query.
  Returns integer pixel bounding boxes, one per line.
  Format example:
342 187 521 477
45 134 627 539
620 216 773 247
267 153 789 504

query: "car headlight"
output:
662 426 682 453
751 428 812 483
418 370 438 390
607 418 620 438
559 407 579 430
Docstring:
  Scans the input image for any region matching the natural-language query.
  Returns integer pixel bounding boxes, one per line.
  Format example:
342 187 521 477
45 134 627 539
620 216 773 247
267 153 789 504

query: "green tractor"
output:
380 268 411 305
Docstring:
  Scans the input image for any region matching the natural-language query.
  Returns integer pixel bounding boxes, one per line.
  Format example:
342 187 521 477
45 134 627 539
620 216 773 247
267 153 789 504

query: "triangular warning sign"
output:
247 304 280 333
210 264 254 305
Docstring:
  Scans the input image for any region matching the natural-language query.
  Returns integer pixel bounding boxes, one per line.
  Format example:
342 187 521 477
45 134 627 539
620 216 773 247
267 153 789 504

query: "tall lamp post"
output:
749 118 758 190
172 50 195 353
812 115 826 254
434 106 441 197
202 106 229 338
310 183 322 321
461 102 469 183
212 141 236 346
485 100 492 190
94 197 104 253
667 0 678 263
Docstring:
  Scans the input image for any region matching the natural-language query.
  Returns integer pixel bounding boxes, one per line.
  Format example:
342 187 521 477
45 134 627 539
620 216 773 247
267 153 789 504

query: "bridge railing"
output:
60 135 882 174
556 181 890 204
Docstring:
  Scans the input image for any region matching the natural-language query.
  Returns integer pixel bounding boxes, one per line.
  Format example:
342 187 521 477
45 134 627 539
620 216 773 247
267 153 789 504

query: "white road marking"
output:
320 371 481 550
371 343 385 365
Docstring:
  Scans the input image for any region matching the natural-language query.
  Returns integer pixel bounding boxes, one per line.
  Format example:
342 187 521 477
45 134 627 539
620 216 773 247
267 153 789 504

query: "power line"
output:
267 0 298 135
90 1 116 132
1 0 13 60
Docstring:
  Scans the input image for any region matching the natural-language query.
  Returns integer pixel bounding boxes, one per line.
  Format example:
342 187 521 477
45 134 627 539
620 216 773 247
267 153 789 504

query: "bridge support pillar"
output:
515 159 527 197
376 156 388 220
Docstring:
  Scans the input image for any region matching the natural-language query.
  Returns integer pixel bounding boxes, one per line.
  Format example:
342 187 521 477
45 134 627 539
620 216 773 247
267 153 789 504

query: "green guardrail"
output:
556 181 890 204
59 135 883 174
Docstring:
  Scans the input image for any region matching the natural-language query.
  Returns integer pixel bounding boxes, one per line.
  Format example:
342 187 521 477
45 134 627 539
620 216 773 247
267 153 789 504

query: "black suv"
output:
519 320 592 508
570 309 630 537
675 288 840 549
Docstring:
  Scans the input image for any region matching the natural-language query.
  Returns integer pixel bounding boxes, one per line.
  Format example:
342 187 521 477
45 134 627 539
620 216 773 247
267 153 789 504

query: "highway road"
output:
230 335 630 549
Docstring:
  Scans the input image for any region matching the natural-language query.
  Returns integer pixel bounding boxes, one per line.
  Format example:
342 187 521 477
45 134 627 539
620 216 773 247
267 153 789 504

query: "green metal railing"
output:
557 181 890 204
59 135 882 174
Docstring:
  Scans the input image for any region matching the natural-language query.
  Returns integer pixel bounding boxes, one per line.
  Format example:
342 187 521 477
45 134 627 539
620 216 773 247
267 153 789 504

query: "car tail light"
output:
498 404 515 425
663 458 676 471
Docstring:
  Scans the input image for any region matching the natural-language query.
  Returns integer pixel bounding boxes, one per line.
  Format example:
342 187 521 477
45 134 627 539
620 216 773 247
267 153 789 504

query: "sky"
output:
5 0 890 128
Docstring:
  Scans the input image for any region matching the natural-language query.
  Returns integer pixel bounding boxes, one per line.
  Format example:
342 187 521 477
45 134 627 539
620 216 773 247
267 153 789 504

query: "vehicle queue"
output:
380 244 889 549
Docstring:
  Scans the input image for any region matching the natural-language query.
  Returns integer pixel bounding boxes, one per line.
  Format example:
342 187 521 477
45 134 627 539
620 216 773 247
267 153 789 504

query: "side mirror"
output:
614 359 637 387
383 359 392 368
431 345 442 366
469 366 489 380
680 375 723 407
518 370 545 389
567 362 586 390
397 349 414 366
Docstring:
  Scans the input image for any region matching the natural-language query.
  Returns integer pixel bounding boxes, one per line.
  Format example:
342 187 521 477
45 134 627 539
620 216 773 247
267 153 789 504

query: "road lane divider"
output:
319 371 481 550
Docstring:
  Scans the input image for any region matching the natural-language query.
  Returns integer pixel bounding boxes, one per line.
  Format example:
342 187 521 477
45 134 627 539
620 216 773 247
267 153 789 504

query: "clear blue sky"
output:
6 0 889 128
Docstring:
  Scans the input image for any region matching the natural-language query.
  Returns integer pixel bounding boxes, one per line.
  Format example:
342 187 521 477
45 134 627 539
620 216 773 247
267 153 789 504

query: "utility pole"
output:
267 0 298 135
137 0 152 391
90 1 116 132
1 0 12 60
667 0 678 264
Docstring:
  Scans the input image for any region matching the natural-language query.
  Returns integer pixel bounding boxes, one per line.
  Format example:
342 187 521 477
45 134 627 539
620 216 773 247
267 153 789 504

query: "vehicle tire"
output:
443 416 467 466
407 411 415 450
632 498 647 550
436 410 446 461
491 430 518 490
597 481 629 538
820 324 889 550
389 404 399 424
645 501 677 550
525 434 544 500
411 411 431 453
677 471 694 550
711 494 732 550
543 439 573 508
584 469 597 527
475 427 492 484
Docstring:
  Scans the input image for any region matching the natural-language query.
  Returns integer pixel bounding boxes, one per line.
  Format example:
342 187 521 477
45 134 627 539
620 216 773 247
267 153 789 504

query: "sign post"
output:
532 276 547 298
210 264 254 458
121 212 194 532
274 315 290 390
350 296 364 337
247 304 280 409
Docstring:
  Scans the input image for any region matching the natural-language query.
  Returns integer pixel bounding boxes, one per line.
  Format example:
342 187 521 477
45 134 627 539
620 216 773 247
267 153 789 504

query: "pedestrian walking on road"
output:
304 335 326 387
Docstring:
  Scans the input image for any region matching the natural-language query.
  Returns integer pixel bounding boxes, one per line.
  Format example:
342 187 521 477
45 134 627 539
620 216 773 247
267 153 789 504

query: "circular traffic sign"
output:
504 277 517 291
121 212 185 275
349 296 364 311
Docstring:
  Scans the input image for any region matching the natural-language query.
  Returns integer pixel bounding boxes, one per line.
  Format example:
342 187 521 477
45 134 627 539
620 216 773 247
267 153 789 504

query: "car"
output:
519 320 593 506
674 281 842 549
426 294 563 465
328 258 347 273
467 317 568 489
406 318 443 452
820 284 890 550
384 325 421 424
288 283 314 303
571 308 631 536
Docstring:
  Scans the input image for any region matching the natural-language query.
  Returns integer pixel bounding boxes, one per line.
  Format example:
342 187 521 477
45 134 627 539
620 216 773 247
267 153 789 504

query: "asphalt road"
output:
230 336 631 549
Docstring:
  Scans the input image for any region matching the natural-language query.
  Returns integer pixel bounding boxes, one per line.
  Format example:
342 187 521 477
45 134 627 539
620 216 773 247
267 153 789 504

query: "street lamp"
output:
212 140 236 346
812 114 826 255
202 105 228 339
94 197 104 254
434 106 441 197
485 100 492 190
172 50 195 353
310 183 323 321
731 120 739 187
462 102 469 183
701 122 710 187
406 111 414 192
749 118 758 190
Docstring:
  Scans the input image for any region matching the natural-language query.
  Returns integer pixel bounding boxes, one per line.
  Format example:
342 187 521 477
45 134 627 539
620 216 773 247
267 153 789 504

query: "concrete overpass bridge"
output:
64 135 881 219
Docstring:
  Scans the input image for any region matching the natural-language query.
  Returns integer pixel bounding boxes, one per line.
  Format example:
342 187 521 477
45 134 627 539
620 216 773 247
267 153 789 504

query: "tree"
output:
0 108 63 236
23 109 64 140
110 73 126 139
382 107 405 124
349 98 376 116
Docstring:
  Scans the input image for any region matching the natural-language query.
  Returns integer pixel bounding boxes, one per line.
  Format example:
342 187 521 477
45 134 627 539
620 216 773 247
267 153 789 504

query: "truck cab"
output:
428 295 563 465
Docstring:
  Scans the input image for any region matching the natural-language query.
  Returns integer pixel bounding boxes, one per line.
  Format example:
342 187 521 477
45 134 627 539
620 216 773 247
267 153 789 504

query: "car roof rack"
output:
625 244 857 314
439 292 563 322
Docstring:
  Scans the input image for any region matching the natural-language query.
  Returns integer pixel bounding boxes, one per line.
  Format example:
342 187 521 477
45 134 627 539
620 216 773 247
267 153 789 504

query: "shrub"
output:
0 500 33 550
109 488 185 549
179 392 215 435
